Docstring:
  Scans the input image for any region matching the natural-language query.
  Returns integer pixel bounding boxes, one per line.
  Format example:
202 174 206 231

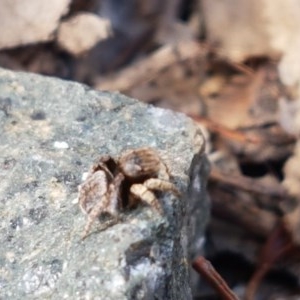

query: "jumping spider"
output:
78 147 180 238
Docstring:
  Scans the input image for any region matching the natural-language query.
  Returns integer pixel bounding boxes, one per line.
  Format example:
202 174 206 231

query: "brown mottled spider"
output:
78 147 180 239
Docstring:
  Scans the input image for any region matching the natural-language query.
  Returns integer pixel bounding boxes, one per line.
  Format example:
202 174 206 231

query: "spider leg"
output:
130 179 180 215
82 193 109 239
143 178 181 197
81 173 124 240
107 173 124 216
130 183 163 214
78 170 108 214
157 161 171 180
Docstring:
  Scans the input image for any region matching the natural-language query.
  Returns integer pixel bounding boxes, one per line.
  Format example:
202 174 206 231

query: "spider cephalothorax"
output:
78 147 180 238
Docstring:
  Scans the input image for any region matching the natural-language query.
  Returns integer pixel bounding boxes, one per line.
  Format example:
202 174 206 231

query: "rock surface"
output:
0 68 209 299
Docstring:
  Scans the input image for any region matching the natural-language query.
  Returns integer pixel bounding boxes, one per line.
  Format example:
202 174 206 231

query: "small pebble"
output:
54 141 69 149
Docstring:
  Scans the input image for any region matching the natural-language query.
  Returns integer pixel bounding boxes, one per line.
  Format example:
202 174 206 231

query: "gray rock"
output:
0 68 209 299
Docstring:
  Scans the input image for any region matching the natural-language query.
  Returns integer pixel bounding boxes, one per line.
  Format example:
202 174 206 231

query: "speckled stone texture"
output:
0 68 209 299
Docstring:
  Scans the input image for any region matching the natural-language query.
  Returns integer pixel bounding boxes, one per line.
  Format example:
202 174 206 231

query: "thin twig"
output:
245 223 294 300
210 189 278 239
95 40 204 92
190 115 261 144
192 256 240 300
210 166 286 198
